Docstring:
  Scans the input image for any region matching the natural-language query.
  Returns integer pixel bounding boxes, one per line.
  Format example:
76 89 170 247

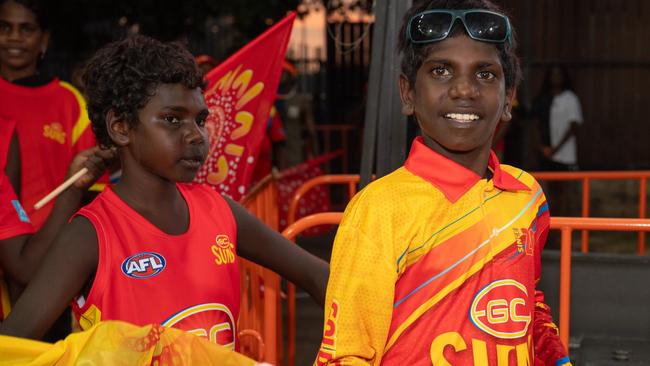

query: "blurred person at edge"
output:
531 64 583 218
0 0 98 229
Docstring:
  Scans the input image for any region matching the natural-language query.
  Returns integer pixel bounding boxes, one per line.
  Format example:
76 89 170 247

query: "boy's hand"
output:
66 147 117 190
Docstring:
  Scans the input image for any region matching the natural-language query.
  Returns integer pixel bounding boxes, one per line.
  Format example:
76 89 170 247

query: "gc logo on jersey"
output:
211 235 235 266
162 303 236 350
469 279 531 339
121 252 166 279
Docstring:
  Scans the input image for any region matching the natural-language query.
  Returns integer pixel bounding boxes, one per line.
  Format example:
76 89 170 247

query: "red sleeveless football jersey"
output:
72 183 240 350
0 78 97 229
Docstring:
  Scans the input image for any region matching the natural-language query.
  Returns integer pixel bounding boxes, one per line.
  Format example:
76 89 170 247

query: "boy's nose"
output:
184 124 207 145
448 76 479 99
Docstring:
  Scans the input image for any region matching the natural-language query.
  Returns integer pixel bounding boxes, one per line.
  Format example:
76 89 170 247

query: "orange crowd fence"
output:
282 212 344 366
288 172 650 255
550 217 650 349
238 175 343 365
534 171 650 255
287 174 360 226
238 175 282 364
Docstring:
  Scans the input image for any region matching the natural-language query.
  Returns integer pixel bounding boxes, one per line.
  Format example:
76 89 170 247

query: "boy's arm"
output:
533 203 572 366
0 216 99 339
0 147 114 286
533 292 572 366
225 197 329 307
315 223 397 366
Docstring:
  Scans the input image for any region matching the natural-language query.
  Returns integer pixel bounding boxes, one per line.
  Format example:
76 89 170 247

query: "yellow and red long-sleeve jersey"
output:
315 137 570 366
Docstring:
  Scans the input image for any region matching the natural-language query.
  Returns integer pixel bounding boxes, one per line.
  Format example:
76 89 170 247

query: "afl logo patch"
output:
121 252 166 279
469 279 531 339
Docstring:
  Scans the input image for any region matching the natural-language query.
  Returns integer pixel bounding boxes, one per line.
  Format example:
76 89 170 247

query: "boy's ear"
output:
106 110 130 147
501 88 516 122
398 74 415 116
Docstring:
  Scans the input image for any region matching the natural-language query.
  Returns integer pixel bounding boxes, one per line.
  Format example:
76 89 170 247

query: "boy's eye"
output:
164 116 181 125
196 111 209 127
431 67 451 77
477 71 496 80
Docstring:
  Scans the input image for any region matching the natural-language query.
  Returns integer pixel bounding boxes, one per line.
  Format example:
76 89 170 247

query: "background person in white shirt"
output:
534 65 583 170
532 64 584 226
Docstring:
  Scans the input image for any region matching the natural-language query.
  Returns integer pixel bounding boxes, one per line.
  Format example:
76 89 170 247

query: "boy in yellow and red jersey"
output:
315 1 570 365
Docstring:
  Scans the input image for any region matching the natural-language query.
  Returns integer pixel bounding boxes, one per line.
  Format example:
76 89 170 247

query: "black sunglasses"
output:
407 9 512 45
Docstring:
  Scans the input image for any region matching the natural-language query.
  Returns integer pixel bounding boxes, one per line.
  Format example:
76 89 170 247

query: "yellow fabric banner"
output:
0 321 259 366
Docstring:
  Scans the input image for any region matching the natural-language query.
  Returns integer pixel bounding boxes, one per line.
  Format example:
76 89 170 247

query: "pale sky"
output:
288 5 327 61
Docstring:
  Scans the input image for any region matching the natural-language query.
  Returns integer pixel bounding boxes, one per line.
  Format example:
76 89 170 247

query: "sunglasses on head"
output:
407 9 512 45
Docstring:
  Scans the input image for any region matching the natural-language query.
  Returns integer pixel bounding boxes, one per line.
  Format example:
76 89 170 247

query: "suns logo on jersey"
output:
43 122 66 144
469 279 531 339
211 235 235 265
121 252 166 279
316 300 340 365
513 228 535 256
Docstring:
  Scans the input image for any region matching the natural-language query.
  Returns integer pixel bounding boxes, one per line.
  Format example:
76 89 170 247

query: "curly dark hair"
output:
398 0 521 91
83 35 204 148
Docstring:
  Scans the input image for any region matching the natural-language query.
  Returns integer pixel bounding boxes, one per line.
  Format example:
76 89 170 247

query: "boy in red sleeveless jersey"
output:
0 35 329 352
0 116 113 317
315 1 570 365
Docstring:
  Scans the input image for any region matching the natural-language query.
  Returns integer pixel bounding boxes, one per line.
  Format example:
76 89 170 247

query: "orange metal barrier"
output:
282 213 344 366
239 176 282 364
287 174 360 225
550 217 650 349
535 171 650 255
288 172 650 255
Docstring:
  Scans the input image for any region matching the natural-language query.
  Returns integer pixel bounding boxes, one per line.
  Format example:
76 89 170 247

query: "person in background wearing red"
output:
0 116 113 319
0 0 98 229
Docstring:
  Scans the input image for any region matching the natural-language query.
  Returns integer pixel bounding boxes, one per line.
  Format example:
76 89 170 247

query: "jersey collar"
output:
404 137 530 203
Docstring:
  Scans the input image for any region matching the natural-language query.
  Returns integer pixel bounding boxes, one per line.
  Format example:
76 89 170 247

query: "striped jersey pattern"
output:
315 137 568 366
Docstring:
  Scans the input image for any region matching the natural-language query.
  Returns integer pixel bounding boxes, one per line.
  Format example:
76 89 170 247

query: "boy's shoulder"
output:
348 166 443 213
359 166 424 196
499 164 539 191
180 183 234 212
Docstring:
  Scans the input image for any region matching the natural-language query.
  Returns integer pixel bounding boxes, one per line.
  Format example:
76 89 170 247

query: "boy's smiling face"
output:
400 34 514 161
120 83 210 183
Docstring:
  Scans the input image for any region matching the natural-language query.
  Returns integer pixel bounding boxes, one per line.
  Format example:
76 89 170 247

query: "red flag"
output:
194 13 296 200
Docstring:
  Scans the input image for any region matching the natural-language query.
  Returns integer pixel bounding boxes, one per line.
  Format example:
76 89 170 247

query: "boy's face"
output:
399 35 513 157
127 83 210 183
